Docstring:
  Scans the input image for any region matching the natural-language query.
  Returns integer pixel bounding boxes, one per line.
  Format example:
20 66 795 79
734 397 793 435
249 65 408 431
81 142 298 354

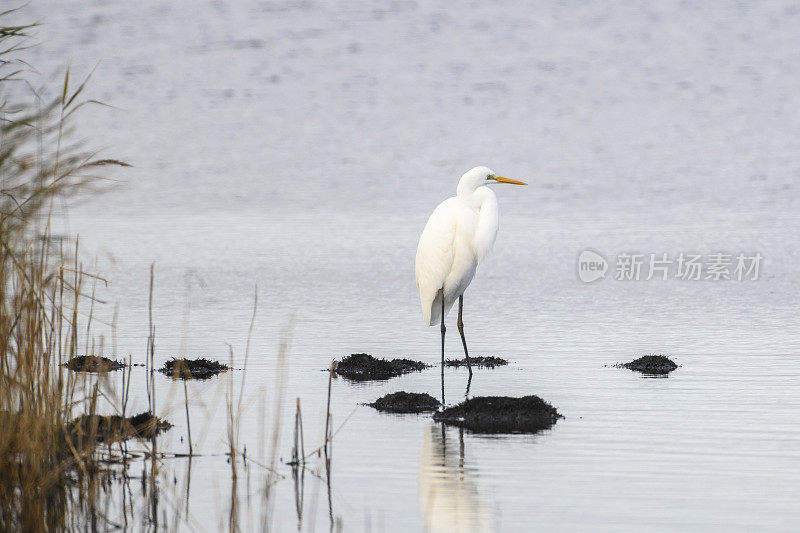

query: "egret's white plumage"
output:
415 166 524 326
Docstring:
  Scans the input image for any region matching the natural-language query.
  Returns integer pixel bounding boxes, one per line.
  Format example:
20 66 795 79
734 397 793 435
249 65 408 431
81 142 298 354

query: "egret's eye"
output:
486 174 493 180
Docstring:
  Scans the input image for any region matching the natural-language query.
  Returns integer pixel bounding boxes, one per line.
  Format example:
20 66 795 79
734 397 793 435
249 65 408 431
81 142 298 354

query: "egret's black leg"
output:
457 295 473 378
440 291 446 407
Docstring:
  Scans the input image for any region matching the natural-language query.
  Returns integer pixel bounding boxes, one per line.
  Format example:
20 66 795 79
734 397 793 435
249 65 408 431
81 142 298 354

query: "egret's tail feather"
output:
426 291 441 326
424 290 455 326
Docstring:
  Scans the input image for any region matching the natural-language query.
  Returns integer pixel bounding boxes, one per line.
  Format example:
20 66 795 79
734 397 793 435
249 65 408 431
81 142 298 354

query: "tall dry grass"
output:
0 12 128 530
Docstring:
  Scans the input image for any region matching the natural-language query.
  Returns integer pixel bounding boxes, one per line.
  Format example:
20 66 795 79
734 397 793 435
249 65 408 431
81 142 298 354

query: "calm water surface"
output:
11 0 800 530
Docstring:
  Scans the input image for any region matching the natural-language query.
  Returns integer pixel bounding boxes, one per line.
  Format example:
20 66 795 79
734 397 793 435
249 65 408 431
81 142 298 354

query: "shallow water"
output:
10 0 800 530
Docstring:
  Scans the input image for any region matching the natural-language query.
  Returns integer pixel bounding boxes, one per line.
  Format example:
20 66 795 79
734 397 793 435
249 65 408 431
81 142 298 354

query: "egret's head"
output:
458 166 527 195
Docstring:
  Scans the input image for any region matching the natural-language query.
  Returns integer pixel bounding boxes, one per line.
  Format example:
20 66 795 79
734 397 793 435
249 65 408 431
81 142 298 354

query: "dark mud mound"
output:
334 353 428 381
619 355 678 375
65 355 124 372
368 392 441 413
444 356 508 368
69 412 172 444
433 395 562 434
158 358 230 379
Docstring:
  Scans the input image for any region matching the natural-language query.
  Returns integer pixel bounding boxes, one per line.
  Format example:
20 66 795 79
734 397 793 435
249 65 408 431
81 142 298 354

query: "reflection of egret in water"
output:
419 423 494 533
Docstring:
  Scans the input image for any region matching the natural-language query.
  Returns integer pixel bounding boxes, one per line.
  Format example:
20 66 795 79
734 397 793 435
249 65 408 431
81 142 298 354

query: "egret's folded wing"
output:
415 200 458 325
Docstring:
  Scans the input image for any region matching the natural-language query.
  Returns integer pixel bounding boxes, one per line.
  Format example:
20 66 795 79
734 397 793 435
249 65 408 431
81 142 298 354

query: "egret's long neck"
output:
471 186 499 263
457 175 479 198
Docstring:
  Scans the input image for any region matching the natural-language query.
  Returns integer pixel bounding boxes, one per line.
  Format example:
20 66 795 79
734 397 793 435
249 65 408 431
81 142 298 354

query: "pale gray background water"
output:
9 0 800 531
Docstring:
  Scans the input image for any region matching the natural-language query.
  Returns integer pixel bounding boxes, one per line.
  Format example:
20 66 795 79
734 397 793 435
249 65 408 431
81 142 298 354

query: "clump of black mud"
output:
433 395 562 434
444 356 508 368
368 392 441 413
65 355 124 372
159 358 230 379
334 353 428 381
618 355 678 375
69 412 172 444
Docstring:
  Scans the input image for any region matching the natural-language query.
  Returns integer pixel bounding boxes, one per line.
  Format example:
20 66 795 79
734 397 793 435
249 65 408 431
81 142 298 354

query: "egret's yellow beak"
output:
490 175 527 185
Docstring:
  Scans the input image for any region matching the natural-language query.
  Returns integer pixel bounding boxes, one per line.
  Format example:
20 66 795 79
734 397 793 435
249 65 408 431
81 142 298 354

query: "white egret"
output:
415 166 526 402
